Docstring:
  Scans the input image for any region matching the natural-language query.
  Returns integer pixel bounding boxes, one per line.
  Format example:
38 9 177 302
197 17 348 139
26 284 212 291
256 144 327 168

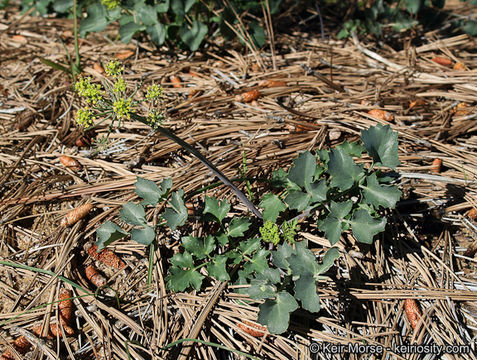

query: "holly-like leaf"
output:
166 266 204 292
361 174 402 208
294 273 320 313
79 2 107 37
216 232 229 247
162 190 188 230
349 209 386 244
319 201 353 245
130 225 155 245
228 217 251 237
243 249 270 274
96 221 128 251
119 21 144 43
181 235 215 260
135 3 157 26
272 242 293 270
259 193 286 222
207 255 230 281
204 196 230 223
285 190 311 211
256 268 282 284
135 177 167 206
361 124 400 169
287 242 319 277
170 251 193 268
316 247 340 275
305 179 328 203
238 237 261 256
337 140 365 157
248 280 277 300
287 151 316 188
258 292 299 334
179 20 207 51
120 202 146 226
328 147 363 190
147 22 166 45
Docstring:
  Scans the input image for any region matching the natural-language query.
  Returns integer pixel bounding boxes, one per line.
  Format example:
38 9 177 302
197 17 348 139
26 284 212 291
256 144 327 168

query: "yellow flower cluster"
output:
74 77 103 104
113 98 132 120
101 0 120 10
145 84 163 101
76 107 95 127
105 60 124 77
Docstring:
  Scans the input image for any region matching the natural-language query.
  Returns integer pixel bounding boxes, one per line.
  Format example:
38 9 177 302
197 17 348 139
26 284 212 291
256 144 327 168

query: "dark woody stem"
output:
130 113 263 219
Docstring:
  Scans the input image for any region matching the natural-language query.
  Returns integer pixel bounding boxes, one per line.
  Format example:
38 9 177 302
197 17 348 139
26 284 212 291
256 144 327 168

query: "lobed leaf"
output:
207 255 230 281
294 273 321 313
361 174 402 208
130 225 155 245
328 147 363 190
287 151 315 188
204 196 230 223
228 217 251 238
361 124 400 169
96 221 128 251
162 190 188 230
258 292 299 334
349 209 387 244
120 202 146 226
259 193 286 222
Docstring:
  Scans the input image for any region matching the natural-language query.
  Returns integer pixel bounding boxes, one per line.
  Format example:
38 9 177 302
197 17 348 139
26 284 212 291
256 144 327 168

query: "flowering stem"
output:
129 113 263 219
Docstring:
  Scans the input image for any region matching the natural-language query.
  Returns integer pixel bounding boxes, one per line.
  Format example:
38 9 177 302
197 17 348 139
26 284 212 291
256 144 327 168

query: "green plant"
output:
10 0 284 51
95 120 401 334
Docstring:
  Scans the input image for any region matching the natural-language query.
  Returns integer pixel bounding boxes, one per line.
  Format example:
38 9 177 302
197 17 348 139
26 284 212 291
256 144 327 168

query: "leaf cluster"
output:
94 124 401 336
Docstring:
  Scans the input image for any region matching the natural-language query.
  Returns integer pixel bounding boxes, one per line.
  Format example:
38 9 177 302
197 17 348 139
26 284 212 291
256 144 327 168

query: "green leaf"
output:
361 174 401 209
238 237 261 255
305 180 328 203
319 201 353 245
162 190 188 230
258 292 299 334
294 273 320 313
178 20 207 51
228 217 251 237
328 147 363 190
243 249 270 274
287 242 319 277
248 280 277 300
130 225 155 245
431 0 445 8
135 3 157 26
349 209 386 244
337 141 365 157
203 196 230 223
316 247 340 274
216 232 229 247
147 22 166 45
96 221 128 251
184 0 195 12
53 0 73 13
256 268 282 284
166 266 204 291
249 21 266 47
181 235 215 260
135 177 161 205
361 124 400 169
271 168 288 188
80 2 107 37
272 243 293 270
155 0 170 12
170 251 193 267
207 255 230 281
405 0 422 14
287 151 315 188
171 0 185 16
120 202 146 226
119 21 144 43
462 20 477 36
285 190 310 211
259 193 286 222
